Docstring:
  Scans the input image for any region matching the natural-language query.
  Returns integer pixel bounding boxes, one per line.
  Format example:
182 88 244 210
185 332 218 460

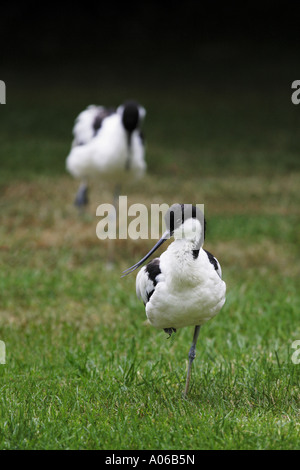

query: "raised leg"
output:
164 327 177 339
184 325 201 397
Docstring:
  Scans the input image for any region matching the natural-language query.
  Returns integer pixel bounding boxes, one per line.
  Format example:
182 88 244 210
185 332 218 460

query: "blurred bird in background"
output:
66 100 146 209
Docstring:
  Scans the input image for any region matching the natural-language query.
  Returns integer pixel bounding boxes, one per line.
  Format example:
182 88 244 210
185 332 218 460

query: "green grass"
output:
0 54 300 450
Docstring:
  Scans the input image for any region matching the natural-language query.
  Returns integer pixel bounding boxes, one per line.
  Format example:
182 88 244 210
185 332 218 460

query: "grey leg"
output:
184 325 201 397
113 183 121 210
74 182 89 209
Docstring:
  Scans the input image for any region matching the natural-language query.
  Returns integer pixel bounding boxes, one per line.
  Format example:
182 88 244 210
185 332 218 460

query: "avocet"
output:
122 203 226 396
66 100 146 207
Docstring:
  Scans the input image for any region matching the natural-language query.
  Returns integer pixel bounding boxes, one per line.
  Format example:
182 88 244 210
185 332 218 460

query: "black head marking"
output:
122 101 140 133
165 204 206 238
164 204 206 255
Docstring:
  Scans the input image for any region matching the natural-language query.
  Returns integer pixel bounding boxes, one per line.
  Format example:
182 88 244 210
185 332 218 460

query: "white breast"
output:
144 247 226 330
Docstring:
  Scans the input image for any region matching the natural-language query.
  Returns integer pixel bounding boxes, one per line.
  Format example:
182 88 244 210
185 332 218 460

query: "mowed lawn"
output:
0 59 300 450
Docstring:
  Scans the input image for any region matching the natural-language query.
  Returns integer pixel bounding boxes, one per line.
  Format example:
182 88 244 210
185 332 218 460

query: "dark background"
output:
1 1 300 177
1 2 299 73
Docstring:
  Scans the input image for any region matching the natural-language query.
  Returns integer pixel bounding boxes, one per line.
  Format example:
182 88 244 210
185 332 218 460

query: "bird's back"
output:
72 105 114 147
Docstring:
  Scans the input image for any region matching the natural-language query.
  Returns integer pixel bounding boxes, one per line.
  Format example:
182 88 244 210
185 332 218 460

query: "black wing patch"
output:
204 249 222 278
145 258 161 285
145 258 161 302
93 107 115 136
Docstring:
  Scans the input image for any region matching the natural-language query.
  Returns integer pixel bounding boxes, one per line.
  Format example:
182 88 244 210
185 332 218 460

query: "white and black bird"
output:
122 204 226 396
66 100 146 207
